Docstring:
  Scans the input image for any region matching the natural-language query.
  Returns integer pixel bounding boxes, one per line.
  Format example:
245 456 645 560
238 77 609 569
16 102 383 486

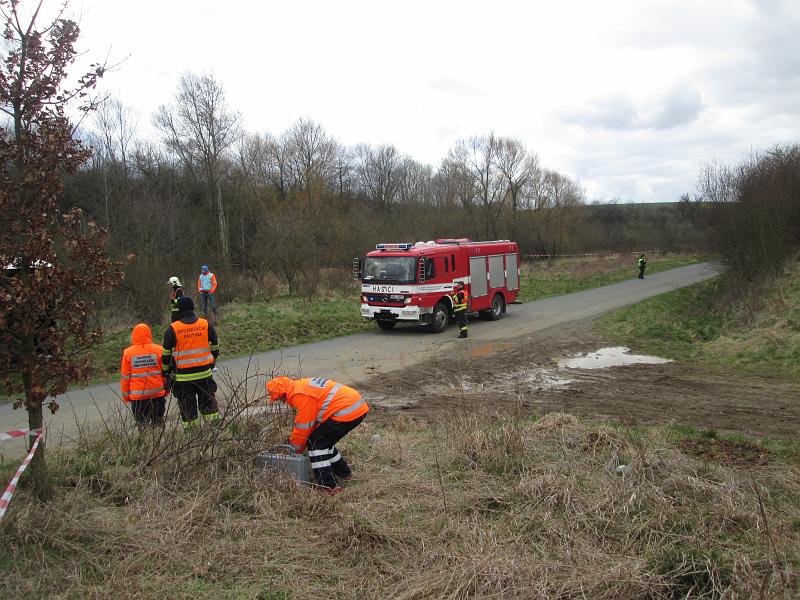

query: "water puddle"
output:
423 366 576 396
557 346 671 370
518 370 576 389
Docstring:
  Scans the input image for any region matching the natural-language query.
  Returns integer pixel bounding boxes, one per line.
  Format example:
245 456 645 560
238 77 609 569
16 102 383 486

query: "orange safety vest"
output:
285 377 369 447
170 318 215 380
120 324 166 402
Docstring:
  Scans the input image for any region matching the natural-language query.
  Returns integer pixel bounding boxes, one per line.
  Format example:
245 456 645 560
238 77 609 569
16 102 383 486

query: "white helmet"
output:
168 276 181 286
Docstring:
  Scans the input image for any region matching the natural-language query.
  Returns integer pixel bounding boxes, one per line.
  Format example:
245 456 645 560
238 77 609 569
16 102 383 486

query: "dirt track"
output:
362 320 800 439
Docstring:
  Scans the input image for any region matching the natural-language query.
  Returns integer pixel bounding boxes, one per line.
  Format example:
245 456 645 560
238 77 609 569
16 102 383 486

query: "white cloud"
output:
58 0 800 203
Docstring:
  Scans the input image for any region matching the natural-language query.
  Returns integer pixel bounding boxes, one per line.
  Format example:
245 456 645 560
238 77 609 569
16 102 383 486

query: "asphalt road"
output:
0 262 718 449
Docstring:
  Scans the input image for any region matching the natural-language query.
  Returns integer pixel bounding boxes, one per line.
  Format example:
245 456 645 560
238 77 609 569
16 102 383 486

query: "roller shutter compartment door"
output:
506 253 519 290
488 255 505 289
469 256 488 298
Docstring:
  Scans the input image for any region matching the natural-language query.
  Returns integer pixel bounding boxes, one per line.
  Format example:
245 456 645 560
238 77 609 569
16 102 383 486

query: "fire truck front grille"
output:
366 294 405 305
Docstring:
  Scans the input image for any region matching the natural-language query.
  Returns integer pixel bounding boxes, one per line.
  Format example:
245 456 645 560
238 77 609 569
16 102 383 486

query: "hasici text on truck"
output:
352 239 521 332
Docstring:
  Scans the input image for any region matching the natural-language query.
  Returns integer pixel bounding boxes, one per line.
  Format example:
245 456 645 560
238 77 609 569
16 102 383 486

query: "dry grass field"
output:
1 369 798 599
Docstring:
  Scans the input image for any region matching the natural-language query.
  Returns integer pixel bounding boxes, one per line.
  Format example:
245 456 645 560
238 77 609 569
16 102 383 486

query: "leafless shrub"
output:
296 268 320 302
700 145 800 289
317 267 360 296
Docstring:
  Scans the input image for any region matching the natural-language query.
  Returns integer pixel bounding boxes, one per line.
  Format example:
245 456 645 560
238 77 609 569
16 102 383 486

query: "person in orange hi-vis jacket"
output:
266 376 369 493
120 323 167 427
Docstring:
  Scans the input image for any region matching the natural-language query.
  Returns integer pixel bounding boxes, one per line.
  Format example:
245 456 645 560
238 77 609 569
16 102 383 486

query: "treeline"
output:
65 72 708 320
699 144 800 285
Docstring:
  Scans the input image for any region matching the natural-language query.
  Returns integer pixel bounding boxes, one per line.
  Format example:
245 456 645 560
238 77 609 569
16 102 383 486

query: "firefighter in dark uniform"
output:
162 296 220 430
452 281 469 339
168 276 184 322
638 254 647 279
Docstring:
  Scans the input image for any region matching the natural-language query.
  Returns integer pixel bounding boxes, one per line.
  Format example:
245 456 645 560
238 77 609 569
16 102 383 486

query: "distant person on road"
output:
266 376 369 494
638 254 647 279
168 276 184 322
120 323 167 428
452 281 469 338
197 265 218 319
162 296 220 431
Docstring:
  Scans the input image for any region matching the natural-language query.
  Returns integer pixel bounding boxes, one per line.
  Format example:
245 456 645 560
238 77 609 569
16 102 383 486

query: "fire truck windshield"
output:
362 256 416 284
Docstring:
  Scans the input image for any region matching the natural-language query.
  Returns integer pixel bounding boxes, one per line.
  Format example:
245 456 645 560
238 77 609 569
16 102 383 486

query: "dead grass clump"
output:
515 471 577 512
531 411 579 432
582 425 629 455
442 410 526 474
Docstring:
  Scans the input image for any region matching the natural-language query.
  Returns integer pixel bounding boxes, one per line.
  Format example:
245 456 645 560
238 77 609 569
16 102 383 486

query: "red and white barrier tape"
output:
0 432 43 520
0 427 41 441
525 250 661 259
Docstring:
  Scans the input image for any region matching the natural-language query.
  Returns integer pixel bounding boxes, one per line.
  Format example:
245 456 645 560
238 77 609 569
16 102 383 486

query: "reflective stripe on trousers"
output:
308 447 342 470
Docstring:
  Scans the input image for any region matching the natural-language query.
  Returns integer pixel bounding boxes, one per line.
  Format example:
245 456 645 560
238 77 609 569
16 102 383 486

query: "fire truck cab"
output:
353 239 520 332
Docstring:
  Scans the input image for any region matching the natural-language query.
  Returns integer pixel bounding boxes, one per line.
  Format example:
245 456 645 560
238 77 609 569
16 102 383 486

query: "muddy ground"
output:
360 319 800 440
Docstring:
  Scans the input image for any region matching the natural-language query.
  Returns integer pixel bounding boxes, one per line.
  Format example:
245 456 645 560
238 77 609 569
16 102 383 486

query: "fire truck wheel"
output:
481 293 505 321
428 302 450 333
376 319 396 330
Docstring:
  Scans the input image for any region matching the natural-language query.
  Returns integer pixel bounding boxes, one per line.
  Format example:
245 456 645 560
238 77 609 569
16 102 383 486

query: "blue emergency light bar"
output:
376 243 413 251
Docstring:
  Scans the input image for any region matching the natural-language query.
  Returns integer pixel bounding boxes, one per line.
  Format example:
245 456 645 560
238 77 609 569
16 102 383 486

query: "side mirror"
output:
352 257 362 281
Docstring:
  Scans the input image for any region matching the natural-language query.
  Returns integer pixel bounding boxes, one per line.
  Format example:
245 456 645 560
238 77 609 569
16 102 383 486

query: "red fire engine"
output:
353 238 521 332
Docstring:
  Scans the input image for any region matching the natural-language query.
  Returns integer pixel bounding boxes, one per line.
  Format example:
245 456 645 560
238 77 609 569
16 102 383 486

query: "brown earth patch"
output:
678 438 771 466
360 319 800 440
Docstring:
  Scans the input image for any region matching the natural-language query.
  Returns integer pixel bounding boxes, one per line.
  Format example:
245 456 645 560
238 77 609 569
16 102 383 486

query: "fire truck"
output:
353 239 521 332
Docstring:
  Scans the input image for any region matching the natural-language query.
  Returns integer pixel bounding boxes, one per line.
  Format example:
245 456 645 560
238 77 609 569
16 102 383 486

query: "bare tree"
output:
353 143 402 210
447 134 507 238
153 72 240 262
397 157 433 205
90 98 140 232
495 137 540 238
285 117 338 216
94 98 139 179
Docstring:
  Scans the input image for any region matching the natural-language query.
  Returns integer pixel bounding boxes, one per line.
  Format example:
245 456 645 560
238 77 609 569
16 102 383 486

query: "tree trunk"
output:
215 177 229 263
22 365 52 501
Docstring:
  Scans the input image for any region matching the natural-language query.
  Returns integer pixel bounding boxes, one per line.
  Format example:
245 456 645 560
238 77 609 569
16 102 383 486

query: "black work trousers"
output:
638 266 646 279
306 415 366 489
173 377 218 425
454 309 468 335
130 396 166 426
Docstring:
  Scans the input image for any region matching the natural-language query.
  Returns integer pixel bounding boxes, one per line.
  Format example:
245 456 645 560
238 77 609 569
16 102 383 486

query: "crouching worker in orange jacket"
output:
120 323 167 427
267 376 369 492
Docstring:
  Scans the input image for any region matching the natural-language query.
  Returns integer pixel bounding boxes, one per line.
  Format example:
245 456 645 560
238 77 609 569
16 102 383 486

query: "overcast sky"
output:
66 0 800 202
